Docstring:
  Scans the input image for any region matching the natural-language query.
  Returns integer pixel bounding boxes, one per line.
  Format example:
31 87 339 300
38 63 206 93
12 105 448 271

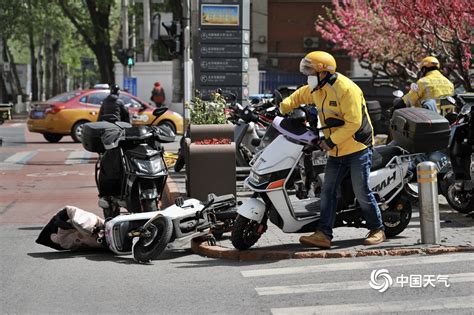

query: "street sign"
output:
199 29 250 44
199 58 249 72
123 77 137 96
198 72 249 86
199 43 250 58
194 0 250 101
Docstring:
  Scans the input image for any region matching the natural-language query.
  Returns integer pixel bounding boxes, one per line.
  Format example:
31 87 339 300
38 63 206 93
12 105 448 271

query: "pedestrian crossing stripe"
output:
241 253 474 278
270 295 474 314
256 272 474 295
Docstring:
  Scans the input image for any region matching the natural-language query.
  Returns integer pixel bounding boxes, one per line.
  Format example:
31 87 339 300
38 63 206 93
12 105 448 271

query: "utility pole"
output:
183 0 191 106
122 0 129 78
143 0 151 62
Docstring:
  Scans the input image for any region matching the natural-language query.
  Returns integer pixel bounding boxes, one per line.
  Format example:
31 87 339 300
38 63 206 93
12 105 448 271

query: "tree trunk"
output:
5 41 23 99
92 43 114 84
38 46 44 101
44 31 52 99
27 0 38 101
52 40 60 96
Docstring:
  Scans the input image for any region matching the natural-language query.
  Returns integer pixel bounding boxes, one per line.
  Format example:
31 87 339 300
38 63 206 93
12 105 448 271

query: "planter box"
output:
187 142 236 201
184 124 236 200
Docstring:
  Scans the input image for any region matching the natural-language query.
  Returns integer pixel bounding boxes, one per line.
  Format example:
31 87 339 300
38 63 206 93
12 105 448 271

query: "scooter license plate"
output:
312 152 328 166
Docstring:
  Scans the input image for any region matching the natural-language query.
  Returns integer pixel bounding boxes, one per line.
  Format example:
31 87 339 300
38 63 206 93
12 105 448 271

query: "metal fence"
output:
259 71 306 94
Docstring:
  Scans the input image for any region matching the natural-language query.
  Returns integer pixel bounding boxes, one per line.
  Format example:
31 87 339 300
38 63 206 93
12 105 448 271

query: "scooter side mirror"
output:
324 117 345 128
393 90 404 98
273 89 283 107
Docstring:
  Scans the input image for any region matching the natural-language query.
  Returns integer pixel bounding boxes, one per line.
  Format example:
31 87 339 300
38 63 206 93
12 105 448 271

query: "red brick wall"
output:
267 0 351 75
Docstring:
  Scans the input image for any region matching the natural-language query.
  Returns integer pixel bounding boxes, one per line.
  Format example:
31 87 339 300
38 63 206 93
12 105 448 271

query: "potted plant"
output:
184 90 236 200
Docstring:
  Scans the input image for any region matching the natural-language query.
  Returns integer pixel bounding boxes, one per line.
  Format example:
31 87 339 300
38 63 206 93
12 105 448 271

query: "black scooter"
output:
444 99 474 213
82 108 175 218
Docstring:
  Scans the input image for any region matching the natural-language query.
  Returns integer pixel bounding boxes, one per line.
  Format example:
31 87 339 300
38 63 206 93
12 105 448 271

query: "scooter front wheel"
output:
231 215 262 250
133 216 173 263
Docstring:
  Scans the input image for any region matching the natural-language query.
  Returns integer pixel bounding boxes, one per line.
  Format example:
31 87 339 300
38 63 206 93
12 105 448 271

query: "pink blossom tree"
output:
316 0 473 91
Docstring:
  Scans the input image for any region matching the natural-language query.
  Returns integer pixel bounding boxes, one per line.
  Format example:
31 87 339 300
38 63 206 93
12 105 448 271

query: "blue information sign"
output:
123 77 137 96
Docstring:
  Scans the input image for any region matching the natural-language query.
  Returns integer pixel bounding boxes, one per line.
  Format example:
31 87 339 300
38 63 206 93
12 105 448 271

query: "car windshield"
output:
47 91 82 102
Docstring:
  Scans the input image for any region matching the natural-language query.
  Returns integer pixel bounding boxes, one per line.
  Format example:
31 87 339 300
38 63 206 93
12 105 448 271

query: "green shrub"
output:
188 91 227 125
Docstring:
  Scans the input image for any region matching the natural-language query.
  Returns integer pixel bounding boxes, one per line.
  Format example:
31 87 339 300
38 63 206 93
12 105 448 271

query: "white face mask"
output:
307 75 319 90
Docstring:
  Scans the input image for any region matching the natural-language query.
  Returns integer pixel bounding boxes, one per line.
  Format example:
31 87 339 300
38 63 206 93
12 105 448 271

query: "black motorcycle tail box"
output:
82 121 122 153
390 108 450 153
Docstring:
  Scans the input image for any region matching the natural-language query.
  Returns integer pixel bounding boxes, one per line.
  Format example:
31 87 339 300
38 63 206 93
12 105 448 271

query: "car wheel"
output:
43 133 63 143
157 120 176 134
71 120 88 143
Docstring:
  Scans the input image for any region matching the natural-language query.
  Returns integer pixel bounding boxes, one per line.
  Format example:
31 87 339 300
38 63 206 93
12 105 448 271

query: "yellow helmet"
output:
419 56 440 69
299 51 337 75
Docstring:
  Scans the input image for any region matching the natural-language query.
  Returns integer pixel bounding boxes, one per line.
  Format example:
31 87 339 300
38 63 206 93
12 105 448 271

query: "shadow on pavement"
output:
28 247 197 264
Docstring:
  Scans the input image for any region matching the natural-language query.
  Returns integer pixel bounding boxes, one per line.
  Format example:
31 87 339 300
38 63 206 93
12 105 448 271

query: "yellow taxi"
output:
27 88 183 143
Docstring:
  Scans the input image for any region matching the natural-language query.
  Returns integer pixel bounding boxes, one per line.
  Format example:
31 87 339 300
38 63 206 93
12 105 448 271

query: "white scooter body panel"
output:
105 198 204 255
252 135 303 174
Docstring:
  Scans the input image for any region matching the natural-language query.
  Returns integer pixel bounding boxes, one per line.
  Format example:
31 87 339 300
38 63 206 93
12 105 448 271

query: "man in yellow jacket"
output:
401 56 454 114
280 51 385 248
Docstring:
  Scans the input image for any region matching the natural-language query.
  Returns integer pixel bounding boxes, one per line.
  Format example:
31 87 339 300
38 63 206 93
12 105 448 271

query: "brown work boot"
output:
299 231 331 249
363 229 386 245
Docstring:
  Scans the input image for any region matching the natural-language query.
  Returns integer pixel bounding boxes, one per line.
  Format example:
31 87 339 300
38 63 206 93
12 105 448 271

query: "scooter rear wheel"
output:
382 196 412 238
446 184 474 214
133 216 173 263
231 215 262 250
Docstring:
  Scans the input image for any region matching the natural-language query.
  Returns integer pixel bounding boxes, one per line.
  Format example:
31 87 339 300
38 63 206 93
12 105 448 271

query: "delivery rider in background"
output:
401 56 455 115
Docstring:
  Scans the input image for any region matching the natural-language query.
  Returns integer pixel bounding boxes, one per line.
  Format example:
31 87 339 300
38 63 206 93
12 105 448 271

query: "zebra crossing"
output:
0 149 95 171
240 253 474 314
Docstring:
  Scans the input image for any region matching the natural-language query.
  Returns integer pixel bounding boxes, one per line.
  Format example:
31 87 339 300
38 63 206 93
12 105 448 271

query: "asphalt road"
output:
1 122 473 314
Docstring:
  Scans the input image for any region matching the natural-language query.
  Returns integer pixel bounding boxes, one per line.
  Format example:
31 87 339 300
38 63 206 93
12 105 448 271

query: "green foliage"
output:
189 92 227 125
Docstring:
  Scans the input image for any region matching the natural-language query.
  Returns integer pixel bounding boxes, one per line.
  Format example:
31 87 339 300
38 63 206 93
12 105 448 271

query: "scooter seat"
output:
372 146 405 171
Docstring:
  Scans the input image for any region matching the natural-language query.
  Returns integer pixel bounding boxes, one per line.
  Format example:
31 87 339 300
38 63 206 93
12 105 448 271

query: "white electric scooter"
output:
103 194 236 262
231 107 419 250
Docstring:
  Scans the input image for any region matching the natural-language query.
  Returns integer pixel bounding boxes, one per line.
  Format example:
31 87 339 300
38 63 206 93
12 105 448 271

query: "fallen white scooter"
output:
103 194 236 262
231 107 419 250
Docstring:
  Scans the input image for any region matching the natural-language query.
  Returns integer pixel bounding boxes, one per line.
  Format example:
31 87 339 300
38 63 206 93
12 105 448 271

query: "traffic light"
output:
126 49 135 67
117 48 135 67
161 21 182 55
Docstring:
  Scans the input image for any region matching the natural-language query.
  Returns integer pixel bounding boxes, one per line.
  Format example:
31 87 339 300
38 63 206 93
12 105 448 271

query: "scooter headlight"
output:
249 171 271 186
132 156 164 174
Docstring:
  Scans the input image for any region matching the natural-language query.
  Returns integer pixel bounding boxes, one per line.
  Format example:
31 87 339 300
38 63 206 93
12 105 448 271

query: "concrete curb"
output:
190 238 474 261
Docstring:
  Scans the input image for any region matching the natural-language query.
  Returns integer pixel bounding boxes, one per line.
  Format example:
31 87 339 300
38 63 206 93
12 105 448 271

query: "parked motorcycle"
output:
444 100 474 213
388 90 460 203
231 107 419 250
82 107 175 218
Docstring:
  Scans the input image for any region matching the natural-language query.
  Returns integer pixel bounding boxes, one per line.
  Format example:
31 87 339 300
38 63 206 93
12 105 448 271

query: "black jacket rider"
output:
97 84 130 197
98 86 130 123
